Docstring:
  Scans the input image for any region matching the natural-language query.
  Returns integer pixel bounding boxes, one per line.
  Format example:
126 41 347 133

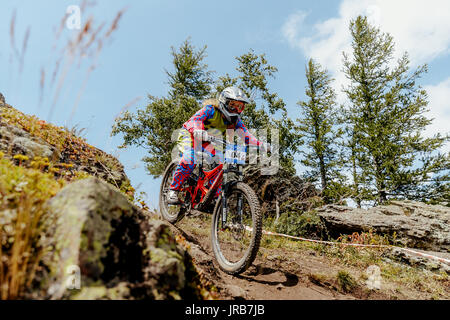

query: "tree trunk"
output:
351 144 361 208
374 155 387 204
319 155 327 191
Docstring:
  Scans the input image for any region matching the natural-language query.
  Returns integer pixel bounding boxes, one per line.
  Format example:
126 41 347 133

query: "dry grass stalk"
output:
46 5 127 123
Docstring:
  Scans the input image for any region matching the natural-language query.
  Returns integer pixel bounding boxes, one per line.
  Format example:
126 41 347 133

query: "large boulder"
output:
243 166 319 217
30 177 202 299
317 200 450 252
382 248 450 274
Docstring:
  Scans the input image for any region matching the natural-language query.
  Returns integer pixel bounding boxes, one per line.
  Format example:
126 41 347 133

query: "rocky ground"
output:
169 212 449 300
0 99 212 300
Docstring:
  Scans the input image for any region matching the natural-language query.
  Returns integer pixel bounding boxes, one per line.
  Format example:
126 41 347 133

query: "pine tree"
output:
342 16 449 205
166 39 214 100
297 59 347 202
111 38 213 177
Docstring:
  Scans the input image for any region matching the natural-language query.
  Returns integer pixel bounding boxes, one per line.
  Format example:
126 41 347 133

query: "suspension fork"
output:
221 164 244 229
221 164 228 229
236 164 243 225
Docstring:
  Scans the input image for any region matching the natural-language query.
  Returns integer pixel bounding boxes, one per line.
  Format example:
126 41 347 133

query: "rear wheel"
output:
159 160 189 223
211 182 262 275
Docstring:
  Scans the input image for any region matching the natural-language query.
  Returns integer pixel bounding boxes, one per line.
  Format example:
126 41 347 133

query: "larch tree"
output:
342 16 449 205
297 58 346 203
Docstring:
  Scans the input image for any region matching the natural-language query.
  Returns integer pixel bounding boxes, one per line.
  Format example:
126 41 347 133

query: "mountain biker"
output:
167 86 270 204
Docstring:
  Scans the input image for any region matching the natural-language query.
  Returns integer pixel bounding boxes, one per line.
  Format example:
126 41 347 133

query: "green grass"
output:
1 106 134 198
0 153 66 299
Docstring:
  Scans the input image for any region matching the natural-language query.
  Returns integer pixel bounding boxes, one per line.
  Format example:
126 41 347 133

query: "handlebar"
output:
193 130 267 148
205 134 227 146
193 129 273 155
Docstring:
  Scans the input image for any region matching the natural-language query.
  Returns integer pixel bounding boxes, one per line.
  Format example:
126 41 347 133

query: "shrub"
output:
336 270 357 293
274 210 328 240
337 229 392 246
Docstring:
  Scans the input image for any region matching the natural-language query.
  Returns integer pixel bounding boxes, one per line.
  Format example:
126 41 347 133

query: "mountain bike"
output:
159 134 262 275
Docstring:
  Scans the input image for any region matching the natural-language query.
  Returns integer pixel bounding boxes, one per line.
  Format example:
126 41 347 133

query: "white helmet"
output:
218 86 250 123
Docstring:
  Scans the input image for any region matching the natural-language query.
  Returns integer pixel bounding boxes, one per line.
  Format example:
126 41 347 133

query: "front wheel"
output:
211 182 262 275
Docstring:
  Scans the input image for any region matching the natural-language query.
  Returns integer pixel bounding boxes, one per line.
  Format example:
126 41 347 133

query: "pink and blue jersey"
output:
170 104 262 193
182 104 261 146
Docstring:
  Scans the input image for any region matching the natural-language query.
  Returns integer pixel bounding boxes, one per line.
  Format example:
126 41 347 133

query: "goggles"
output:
227 100 246 113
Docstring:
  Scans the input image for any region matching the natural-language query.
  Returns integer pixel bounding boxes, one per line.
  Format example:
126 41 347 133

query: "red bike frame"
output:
183 163 223 206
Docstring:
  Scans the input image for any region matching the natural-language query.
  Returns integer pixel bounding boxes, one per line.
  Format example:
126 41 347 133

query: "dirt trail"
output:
168 216 393 300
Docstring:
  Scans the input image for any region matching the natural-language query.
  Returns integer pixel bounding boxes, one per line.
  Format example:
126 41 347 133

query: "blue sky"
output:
1 0 449 208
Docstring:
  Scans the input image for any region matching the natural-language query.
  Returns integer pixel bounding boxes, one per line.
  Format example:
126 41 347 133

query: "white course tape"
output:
244 226 450 265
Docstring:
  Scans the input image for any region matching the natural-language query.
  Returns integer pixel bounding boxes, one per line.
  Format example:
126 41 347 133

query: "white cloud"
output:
424 78 450 153
282 0 450 150
283 0 450 70
281 11 307 48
